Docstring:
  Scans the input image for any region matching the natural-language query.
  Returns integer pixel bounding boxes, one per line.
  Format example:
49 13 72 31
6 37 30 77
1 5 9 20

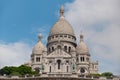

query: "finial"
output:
60 6 64 17
80 31 84 42
38 33 42 41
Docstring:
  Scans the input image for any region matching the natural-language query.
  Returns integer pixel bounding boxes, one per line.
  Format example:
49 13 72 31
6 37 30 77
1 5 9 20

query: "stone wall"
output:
0 77 94 80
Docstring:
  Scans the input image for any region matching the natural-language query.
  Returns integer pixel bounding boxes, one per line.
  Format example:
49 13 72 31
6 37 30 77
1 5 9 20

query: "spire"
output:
80 32 84 42
38 33 42 41
60 6 64 17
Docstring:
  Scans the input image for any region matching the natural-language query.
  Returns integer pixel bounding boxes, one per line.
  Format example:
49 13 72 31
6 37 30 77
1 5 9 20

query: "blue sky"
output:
0 0 73 43
0 0 120 75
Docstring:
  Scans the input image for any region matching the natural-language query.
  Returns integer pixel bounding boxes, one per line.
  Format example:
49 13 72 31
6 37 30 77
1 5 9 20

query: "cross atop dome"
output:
60 6 64 17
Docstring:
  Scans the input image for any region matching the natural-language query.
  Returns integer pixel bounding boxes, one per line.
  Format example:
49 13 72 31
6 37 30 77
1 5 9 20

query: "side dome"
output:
32 34 46 54
76 34 90 55
49 6 74 36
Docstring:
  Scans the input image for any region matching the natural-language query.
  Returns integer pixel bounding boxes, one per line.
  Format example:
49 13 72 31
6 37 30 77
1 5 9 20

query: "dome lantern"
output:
80 33 84 42
60 6 64 17
38 33 42 41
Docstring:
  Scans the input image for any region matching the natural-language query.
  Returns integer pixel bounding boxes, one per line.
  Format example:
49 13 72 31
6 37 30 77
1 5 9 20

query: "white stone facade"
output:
30 6 98 77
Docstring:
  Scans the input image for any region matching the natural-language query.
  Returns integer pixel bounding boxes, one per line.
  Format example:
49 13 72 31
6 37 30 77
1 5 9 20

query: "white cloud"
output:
64 0 120 74
0 42 32 68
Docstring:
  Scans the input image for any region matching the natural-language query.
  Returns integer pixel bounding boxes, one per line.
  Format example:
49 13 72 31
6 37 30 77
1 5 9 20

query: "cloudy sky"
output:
0 0 120 75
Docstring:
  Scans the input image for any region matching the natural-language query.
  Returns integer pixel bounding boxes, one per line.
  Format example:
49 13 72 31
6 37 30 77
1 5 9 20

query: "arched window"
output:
36 57 40 62
83 57 84 61
32 58 34 62
68 47 71 52
80 57 82 62
52 47 54 51
50 66 51 72
76 57 79 62
49 48 51 52
57 60 61 69
67 66 69 72
80 57 84 62
64 46 67 51
66 60 69 63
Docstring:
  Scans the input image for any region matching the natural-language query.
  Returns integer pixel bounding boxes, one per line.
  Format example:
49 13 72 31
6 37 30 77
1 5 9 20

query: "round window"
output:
80 68 85 73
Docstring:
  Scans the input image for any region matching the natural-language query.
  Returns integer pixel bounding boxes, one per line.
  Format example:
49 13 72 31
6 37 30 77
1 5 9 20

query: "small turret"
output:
32 33 46 55
76 33 90 55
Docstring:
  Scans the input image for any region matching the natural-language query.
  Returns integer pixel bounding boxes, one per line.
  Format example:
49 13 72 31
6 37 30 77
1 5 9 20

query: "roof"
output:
76 34 90 55
49 6 75 36
32 34 46 55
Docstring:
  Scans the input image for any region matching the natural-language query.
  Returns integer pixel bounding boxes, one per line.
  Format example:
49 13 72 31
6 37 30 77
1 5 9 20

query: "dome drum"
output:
47 40 77 48
47 34 76 46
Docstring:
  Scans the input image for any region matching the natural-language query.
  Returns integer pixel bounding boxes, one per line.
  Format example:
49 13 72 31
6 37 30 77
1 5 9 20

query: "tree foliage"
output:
90 73 101 77
101 72 113 77
0 65 39 76
18 65 32 75
89 72 114 78
10 72 21 76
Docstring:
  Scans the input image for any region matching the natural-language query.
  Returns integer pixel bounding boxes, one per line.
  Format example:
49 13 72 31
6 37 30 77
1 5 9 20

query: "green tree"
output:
0 66 12 75
0 65 39 76
101 72 113 77
10 72 21 76
90 73 101 77
18 65 32 75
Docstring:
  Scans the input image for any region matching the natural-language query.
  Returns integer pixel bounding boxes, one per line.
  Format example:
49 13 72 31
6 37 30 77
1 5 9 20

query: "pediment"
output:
47 49 71 58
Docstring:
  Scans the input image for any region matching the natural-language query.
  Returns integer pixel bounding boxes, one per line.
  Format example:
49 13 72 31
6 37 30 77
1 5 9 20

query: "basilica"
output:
27 6 98 77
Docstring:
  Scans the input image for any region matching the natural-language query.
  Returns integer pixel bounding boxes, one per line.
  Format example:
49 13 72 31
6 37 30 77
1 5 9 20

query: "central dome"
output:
49 6 74 36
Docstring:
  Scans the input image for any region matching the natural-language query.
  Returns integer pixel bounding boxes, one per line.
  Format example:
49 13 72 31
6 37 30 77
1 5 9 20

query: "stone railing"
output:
0 76 119 80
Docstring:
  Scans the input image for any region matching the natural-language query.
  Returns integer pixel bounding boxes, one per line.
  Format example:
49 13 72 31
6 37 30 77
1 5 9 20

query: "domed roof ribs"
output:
49 6 75 36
